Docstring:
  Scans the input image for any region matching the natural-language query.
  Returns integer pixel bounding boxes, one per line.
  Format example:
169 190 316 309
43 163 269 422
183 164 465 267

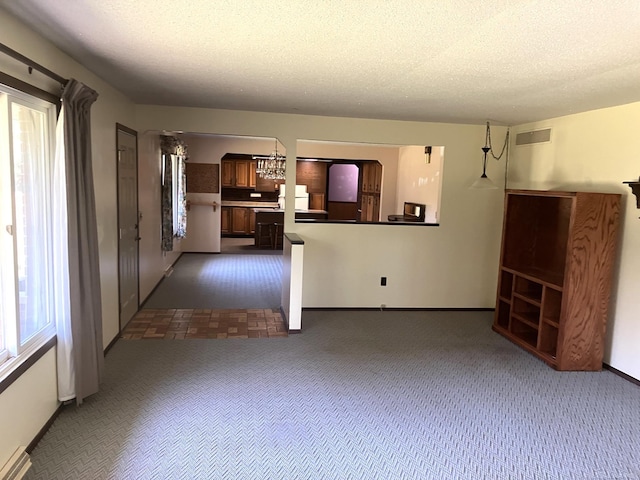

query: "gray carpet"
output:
143 253 282 309
25 310 640 479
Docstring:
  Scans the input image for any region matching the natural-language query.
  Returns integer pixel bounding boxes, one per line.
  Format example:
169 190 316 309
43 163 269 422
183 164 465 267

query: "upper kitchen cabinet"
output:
361 161 382 194
221 159 235 187
235 160 251 187
221 156 253 188
222 153 280 192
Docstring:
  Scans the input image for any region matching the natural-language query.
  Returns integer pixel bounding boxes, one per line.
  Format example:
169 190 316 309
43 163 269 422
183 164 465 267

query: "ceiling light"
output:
253 140 286 180
471 122 510 189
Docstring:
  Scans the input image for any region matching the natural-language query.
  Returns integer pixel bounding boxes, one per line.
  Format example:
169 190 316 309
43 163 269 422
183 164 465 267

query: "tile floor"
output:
121 308 288 340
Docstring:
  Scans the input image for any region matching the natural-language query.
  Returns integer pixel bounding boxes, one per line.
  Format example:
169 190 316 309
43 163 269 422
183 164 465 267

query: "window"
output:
0 83 57 377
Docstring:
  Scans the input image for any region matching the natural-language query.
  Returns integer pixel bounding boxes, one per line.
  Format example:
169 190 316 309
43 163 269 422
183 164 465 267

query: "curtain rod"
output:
0 42 68 86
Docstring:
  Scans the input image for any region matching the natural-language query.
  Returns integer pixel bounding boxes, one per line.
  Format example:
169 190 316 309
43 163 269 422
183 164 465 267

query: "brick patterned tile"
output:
122 308 288 340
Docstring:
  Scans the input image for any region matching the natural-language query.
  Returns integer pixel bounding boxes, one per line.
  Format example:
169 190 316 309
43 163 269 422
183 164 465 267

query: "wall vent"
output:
0 447 31 480
515 128 552 146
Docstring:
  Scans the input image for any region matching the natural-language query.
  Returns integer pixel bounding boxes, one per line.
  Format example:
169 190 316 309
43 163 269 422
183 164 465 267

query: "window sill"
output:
0 335 57 395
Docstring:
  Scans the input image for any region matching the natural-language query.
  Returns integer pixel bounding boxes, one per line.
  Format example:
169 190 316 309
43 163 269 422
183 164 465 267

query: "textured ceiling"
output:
3 0 640 125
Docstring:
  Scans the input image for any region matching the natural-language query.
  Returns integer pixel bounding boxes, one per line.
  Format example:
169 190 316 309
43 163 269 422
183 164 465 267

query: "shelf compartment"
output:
511 297 541 328
510 317 538 348
499 270 514 299
501 266 564 291
502 193 573 287
513 276 543 303
513 292 541 307
496 300 510 329
542 287 562 326
539 323 559 358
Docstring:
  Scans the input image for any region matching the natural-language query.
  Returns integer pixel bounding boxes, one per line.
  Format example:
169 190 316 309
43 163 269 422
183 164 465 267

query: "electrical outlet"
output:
380 276 387 286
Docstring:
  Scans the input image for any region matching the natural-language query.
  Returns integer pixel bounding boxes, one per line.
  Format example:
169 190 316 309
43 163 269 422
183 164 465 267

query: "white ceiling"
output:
3 0 640 125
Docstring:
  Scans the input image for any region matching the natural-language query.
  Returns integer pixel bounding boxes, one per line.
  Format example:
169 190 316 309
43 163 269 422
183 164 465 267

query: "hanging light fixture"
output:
253 139 286 180
471 121 510 189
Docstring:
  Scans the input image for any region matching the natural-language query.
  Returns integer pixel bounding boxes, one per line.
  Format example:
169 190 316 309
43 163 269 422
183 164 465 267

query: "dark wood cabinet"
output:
221 206 230 233
248 208 256 233
362 162 382 194
493 189 621 371
221 160 234 187
221 206 257 235
231 207 248 234
235 161 250 187
221 157 259 189
359 161 382 222
249 161 257 188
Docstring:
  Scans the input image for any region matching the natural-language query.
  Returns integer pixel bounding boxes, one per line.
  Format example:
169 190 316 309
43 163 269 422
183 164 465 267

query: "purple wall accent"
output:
328 164 359 202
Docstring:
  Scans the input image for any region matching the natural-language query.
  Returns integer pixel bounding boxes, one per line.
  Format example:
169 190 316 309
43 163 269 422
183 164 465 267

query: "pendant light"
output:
471 122 509 189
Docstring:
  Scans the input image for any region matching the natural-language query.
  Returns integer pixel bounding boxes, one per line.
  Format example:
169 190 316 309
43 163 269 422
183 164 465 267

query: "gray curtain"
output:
62 79 104 405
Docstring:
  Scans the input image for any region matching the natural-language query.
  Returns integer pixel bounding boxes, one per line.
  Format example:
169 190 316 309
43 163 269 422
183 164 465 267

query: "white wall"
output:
0 350 58 464
1 9 136 468
179 134 222 254
509 103 640 380
135 106 507 311
397 145 444 223
137 133 182 302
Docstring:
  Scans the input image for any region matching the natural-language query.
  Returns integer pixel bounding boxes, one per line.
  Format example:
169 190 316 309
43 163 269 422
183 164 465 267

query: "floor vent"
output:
515 128 552 146
0 447 31 480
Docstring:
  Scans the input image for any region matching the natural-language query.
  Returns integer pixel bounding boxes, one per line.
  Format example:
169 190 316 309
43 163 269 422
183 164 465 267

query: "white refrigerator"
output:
278 184 309 210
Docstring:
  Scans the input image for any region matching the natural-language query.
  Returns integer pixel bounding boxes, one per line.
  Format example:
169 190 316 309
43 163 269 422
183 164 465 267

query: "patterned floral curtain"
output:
175 155 187 238
160 135 188 251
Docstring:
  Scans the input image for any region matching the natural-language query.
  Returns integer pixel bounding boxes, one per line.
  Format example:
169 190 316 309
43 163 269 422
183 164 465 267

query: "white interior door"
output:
117 126 139 330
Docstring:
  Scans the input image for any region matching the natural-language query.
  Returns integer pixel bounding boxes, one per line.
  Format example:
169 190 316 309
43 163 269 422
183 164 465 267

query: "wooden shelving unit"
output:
493 189 621 371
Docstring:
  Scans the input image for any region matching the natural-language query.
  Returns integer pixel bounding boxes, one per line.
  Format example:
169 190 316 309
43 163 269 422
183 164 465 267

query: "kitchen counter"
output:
253 208 328 215
222 201 279 208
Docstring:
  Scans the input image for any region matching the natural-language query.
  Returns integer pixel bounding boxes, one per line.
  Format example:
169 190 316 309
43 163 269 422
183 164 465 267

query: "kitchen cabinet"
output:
235 160 250 187
359 162 382 222
249 161 257 188
493 190 621 371
221 160 234 187
248 208 256 233
221 158 257 188
362 162 382 194
221 207 230 233
231 207 248 234
360 194 380 222
221 206 257 235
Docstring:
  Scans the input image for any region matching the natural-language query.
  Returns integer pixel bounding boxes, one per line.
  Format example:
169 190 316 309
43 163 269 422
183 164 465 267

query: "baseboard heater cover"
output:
0 447 31 480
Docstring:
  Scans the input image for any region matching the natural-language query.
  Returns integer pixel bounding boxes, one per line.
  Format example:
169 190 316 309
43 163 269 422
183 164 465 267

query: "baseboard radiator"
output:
0 448 31 480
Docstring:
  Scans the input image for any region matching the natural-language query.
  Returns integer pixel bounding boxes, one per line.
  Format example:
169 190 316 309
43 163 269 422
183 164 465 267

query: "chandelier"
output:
253 140 286 180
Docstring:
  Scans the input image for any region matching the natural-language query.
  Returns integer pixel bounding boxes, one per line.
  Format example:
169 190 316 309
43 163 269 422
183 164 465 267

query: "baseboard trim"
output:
26 402 65 454
279 306 288 330
302 307 495 312
288 329 301 334
104 334 120 357
603 363 640 387
139 252 184 308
